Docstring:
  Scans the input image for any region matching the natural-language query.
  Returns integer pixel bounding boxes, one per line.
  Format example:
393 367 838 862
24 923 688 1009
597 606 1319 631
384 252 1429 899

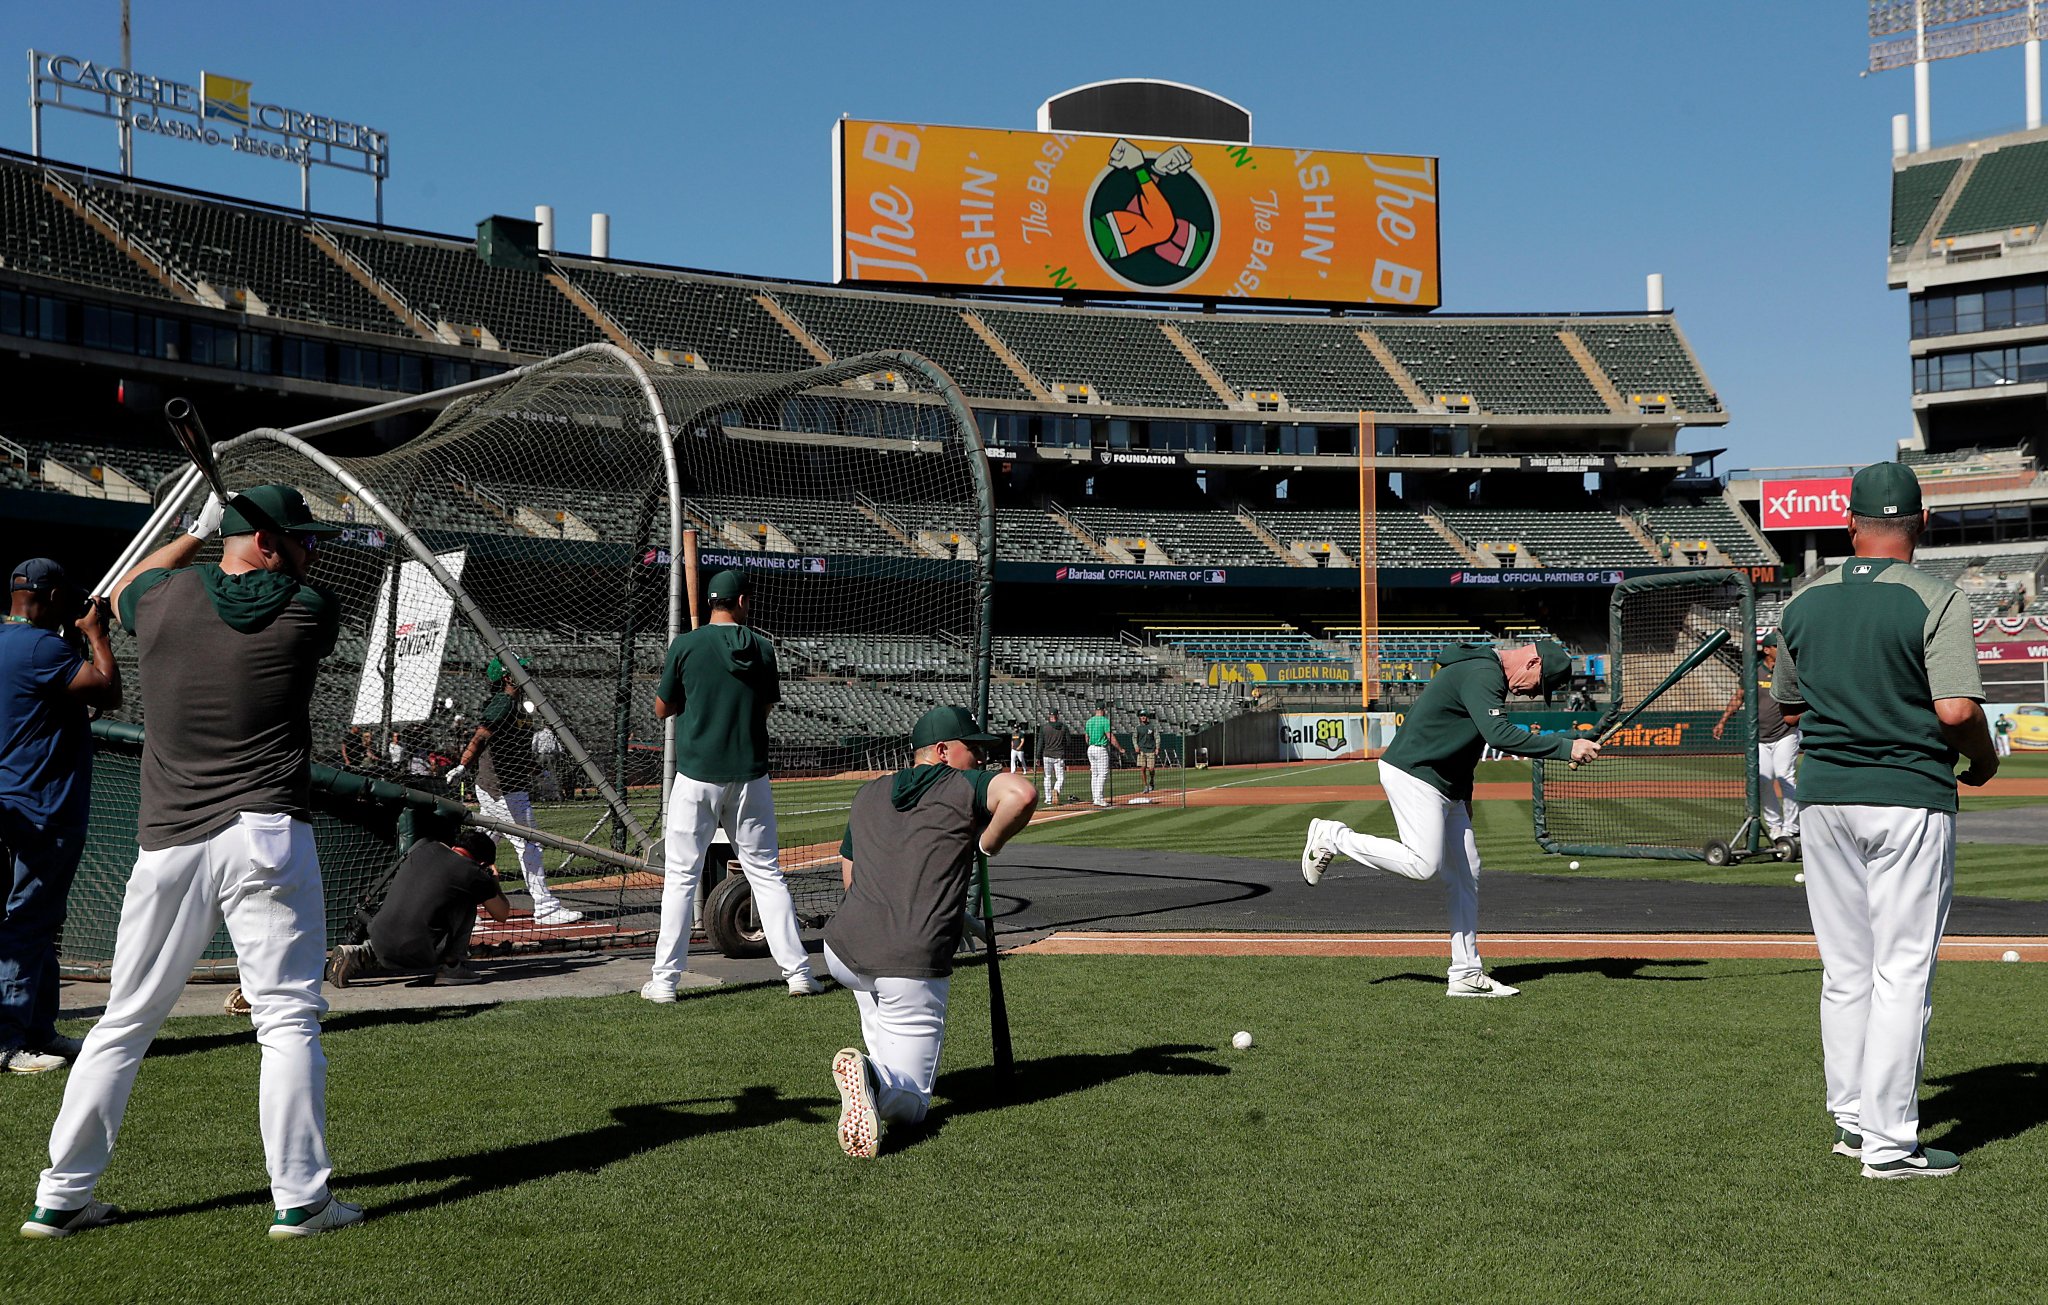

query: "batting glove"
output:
443 763 468 783
187 493 225 540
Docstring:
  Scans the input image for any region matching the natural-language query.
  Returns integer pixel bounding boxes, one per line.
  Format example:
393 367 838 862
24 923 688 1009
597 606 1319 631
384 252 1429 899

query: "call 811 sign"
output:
833 119 1440 308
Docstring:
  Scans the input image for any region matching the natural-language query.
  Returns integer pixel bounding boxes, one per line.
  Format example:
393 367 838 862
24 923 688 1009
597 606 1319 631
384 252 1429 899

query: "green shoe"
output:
1863 1146 1960 1179
268 1197 364 1239
1831 1126 1863 1158
20 1201 118 1239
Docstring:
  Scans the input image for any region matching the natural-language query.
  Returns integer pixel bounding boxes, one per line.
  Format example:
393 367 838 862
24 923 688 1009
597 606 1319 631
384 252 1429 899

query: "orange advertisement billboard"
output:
833 120 1440 308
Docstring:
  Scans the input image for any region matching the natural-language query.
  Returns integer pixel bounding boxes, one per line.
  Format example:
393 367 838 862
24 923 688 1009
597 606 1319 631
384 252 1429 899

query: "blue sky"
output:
13 2 2040 471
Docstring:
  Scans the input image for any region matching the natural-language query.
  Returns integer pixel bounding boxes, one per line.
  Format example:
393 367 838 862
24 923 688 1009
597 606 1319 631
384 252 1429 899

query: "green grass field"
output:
6 956 2046 1300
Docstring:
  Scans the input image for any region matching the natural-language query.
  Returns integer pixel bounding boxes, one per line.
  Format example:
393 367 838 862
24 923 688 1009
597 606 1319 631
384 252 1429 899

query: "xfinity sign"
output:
1760 477 1853 531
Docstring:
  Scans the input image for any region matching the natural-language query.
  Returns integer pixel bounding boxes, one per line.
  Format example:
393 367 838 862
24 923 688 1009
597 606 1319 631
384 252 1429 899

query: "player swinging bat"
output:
1569 628 1732 770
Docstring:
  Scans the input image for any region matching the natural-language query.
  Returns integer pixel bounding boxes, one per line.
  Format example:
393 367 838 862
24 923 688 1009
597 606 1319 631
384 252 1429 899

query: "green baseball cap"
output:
485 653 533 683
705 569 749 602
220 485 344 538
910 705 1001 750
1535 640 1573 694
1758 632 1779 650
1848 462 1923 519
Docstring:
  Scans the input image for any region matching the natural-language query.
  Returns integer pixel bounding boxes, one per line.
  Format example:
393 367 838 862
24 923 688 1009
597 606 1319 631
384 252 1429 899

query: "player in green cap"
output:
446 652 581 927
644 569 820 1001
1299 639 1595 998
1085 699 1124 808
1772 460 1997 1179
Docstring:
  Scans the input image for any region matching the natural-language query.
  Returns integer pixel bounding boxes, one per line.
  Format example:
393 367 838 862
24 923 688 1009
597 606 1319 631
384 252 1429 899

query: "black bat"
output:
1571 628 1732 770
976 850 1013 1075
164 397 231 506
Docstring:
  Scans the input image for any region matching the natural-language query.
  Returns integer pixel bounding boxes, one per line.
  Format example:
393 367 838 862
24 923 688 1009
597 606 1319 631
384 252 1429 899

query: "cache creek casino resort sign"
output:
834 120 1440 308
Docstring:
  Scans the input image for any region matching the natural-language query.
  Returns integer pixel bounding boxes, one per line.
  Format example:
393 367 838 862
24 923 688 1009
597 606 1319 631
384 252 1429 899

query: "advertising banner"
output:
1280 713 1366 759
1760 478 1853 531
353 550 466 726
1208 661 1356 686
1978 641 2048 662
835 119 1440 307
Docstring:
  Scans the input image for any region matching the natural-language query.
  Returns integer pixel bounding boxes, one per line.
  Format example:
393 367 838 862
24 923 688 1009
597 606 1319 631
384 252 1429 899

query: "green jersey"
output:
657 622 780 783
1772 556 1981 812
1086 714 1113 747
1380 643 1571 800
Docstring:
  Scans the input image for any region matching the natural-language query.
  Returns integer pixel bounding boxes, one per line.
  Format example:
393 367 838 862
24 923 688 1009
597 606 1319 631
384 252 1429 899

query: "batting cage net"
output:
1532 569 1761 863
64 344 993 974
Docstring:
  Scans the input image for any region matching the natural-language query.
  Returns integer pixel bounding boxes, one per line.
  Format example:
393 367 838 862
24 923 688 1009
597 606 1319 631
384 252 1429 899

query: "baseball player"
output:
643 570 820 1002
1134 711 1161 793
1713 633 1801 840
1085 700 1124 808
1993 711 2013 757
446 655 581 926
26 488 362 1239
329 830 509 988
1299 641 1593 997
1773 462 1996 1179
824 705 1037 1158
1008 725 1026 774
1039 708 1071 807
1 559 121 1075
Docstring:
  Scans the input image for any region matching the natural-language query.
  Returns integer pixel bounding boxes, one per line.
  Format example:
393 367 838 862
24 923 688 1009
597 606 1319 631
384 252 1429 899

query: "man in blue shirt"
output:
0 559 121 1074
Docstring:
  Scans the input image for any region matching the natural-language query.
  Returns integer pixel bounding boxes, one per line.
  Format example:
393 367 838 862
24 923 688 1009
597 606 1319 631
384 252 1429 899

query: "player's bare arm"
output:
840 856 855 890
979 771 1039 855
1712 686 1745 741
64 595 122 711
112 493 224 620
1938 697 1999 786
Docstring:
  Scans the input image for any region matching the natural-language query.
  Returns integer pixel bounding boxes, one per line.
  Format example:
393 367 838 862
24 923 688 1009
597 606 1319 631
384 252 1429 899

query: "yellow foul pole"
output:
1358 412 1379 715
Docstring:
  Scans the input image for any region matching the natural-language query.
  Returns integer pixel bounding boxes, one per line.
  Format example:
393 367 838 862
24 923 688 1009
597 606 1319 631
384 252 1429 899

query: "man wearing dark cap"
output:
1084 699 1124 808
1038 708 1071 807
1 559 120 1075
1298 640 1597 998
25 487 362 1240
328 830 510 987
824 705 1037 1158
1713 633 1801 841
1772 461 1996 1179
644 570 820 1001
446 653 580 927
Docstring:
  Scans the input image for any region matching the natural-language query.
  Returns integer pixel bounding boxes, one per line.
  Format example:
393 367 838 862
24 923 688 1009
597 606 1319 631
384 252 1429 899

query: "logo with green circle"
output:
1085 139 1218 291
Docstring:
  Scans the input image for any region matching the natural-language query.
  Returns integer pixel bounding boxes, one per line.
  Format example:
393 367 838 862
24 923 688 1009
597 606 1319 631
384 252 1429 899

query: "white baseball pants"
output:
1994 732 2011 757
38 813 334 1211
1802 803 1955 1168
1326 760 1485 981
1042 758 1067 803
475 786 563 916
1760 734 1801 837
1088 744 1111 804
1008 749 1025 774
824 944 948 1124
650 773 812 987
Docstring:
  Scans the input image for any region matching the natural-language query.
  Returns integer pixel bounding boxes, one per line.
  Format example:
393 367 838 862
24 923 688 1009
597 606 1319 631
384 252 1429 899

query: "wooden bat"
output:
977 850 1013 1075
1570 628 1731 769
683 526 702 631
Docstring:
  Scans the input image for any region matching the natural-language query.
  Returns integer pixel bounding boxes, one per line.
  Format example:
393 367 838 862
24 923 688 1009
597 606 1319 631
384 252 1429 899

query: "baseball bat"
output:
683 526 702 631
1570 628 1731 769
164 397 232 506
977 850 1013 1075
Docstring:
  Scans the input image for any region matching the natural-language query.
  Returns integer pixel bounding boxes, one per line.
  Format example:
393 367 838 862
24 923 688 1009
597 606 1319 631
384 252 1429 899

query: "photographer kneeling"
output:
329 831 509 987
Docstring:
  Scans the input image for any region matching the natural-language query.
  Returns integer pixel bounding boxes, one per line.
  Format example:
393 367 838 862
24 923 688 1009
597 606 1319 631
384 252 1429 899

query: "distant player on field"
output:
1134 711 1161 794
1299 641 1592 998
1773 463 1996 1179
1039 708 1071 807
823 706 1037 1157
1009 725 1026 774
1993 711 2013 757
1713 633 1801 841
1085 700 1124 808
446 654 581 927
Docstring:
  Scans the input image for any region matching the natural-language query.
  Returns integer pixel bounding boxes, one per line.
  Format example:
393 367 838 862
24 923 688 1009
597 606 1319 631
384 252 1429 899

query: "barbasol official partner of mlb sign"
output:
834 120 1440 307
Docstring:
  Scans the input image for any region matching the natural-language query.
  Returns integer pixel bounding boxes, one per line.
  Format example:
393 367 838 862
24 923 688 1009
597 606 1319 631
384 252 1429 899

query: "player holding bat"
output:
1299 641 1592 998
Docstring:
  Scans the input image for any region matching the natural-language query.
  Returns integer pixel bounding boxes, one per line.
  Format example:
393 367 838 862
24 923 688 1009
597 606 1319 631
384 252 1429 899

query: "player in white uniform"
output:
1773 463 1997 1179
1713 633 1800 840
1038 709 1071 807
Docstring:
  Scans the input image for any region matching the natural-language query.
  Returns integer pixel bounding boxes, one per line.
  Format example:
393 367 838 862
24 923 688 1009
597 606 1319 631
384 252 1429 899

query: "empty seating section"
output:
1253 508 1463 566
1174 319 1411 412
785 635 972 677
870 501 979 558
0 160 173 301
1892 158 1962 246
1068 508 1278 567
33 439 184 491
1147 625 1332 665
1640 499 1772 564
330 229 598 357
86 183 404 334
996 636 1157 677
688 494 903 555
1940 140 2048 237
1439 510 1655 566
775 292 1031 400
485 481 645 540
996 508 1097 562
979 308 1220 409
1576 321 1719 413
561 267 817 373
1369 323 1604 415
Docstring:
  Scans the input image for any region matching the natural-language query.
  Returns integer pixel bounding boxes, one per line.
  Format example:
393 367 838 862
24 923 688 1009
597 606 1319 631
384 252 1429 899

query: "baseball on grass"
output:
1231 1031 1253 1050
1794 873 1805 884
2003 950 2021 963
1568 860 1581 870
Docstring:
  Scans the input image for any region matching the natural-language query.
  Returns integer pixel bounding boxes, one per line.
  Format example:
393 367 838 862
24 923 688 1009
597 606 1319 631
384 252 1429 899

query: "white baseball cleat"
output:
0 1048 67 1075
1446 973 1520 998
787 973 824 997
20 1200 118 1239
533 905 583 927
1300 819 1337 886
640 979 678 1004
832 1047 883 1159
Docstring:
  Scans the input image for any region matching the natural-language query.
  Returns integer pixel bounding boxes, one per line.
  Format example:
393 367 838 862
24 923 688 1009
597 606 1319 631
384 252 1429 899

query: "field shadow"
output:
1923 1062 2048 1155
141 1003 499 1060
125 1086 830 1223
989 859 1270 931
887 1042 1230 1154
1368 958 1713 988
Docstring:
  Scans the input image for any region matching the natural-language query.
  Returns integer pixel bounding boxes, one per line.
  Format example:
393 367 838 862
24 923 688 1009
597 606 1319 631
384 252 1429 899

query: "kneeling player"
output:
823 706 1036 1158
328 831 509 988
1299 641 1596 997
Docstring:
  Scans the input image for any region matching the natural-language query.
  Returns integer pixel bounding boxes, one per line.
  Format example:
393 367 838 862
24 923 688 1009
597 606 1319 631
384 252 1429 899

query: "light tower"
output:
1870 1 2045 152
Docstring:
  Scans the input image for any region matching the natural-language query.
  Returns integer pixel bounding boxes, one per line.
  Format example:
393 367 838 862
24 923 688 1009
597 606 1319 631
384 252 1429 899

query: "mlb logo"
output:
1852 564 1871 574
1882 505 1898 515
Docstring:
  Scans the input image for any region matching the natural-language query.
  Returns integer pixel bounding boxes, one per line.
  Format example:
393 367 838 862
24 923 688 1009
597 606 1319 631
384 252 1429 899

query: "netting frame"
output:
1532 568 1760 862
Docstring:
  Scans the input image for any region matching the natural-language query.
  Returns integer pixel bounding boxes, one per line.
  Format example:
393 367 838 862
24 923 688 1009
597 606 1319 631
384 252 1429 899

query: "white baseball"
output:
1794 873 1805 884
2003 950 2021 963
1231 1030 1253 1050
1568 860 1581 870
